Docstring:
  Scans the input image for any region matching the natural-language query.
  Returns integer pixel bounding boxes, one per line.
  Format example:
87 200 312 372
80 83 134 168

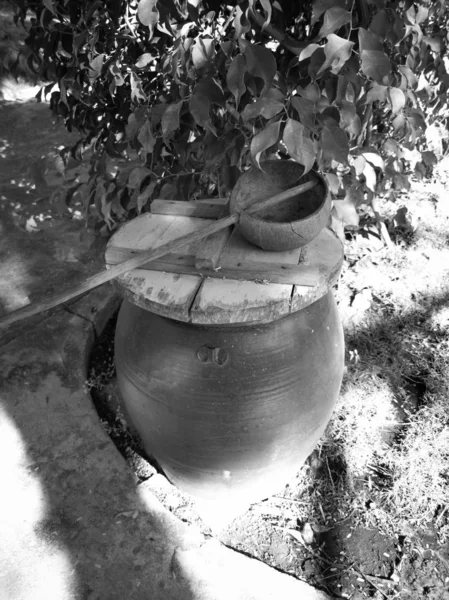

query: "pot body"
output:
230 160 331 251
115 292 344 507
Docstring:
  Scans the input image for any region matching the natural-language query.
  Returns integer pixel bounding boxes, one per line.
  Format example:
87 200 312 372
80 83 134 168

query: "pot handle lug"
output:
197 346 228 366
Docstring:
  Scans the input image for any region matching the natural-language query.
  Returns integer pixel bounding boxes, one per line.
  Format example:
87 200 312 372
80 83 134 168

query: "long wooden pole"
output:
0 180 317 328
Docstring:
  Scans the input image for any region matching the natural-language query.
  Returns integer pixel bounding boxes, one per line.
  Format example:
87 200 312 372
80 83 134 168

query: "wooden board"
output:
107 213 217 321
106 210 343 325
291 227 343 312
190 279 293 325
191 227 307 324
106 246 320 286
117 270 202 321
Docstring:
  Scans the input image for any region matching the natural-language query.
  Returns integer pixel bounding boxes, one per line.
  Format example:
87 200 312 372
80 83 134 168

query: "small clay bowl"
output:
230 161 331 251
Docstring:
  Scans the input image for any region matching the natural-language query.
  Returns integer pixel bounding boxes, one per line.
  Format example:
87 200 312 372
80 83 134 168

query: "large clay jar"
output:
115 291 344 510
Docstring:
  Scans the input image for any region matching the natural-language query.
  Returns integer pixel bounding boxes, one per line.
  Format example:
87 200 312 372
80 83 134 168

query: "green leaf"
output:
43 0 56 14
161 101 183 138
298 44 321 62
317 34 354 75
348 115 362 139
338 99 356 129
260 0 272 29
220 41 233 57
397 65 417 89
283 119 316 174
422 37 442 53
363 161 376 191
360 50 391 84
392 112 406 132
388 87 405 116
234 6 251 39
227 54 247 108
110 62 125 86
189 94 215 133
312 0 348 25
250 121 281 168
369 10 390 38
126 107 145 140
137 180 158 213
191 38 215 71
244 44 277 96
414 6 429 24
358 27 383 52
195 78 225 106
241 88 284 121
298 83 321 102
88 54 104 81
369 10 391 39
321 125 349 164
324 173 341 195
290 96 316 130
130 72 147 102
135 53 154 68
383 139 399 155
128 167 151 189
138 0 159 36
353 155 366 176
421 151 437 167
225 129 245 166
333 183 363 226
318 7 351 39
137 120 156 156
393 173 411 191
361 151 385 170
365 83 388 103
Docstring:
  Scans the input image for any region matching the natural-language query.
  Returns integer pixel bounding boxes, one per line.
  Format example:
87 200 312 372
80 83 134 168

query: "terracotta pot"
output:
230 161 331 251
115 291 344 509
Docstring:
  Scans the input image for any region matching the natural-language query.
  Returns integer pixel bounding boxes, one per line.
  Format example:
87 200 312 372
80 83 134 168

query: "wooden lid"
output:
105 204 343 325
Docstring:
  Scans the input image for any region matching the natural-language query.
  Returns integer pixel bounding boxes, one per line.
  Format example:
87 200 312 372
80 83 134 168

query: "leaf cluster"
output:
9 0 449 229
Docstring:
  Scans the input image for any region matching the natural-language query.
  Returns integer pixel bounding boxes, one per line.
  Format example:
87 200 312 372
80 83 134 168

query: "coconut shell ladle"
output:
0 178 317 328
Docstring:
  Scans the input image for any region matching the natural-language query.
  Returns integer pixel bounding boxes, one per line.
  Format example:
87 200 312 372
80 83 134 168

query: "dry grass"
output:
283 170 449 548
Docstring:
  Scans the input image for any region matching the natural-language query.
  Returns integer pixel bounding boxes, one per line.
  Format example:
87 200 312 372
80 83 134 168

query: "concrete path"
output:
0 100 333 600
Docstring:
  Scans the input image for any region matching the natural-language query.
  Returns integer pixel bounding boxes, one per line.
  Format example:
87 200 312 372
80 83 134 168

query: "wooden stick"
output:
0 179 317 328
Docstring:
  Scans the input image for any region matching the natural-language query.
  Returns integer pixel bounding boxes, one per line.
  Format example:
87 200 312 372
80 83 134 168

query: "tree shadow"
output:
0 294 209 600
308 286 449 597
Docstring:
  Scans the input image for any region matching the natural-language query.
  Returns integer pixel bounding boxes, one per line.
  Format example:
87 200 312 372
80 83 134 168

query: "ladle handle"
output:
244 179 317 215
0 179 317 328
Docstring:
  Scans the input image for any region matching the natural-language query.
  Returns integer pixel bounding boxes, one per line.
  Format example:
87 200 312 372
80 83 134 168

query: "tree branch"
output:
355 0 370 28
357 104 373 147
248 8 305 56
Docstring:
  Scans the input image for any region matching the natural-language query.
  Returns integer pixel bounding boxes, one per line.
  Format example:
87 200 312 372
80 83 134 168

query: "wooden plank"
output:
195 197 229 205
150 199 228 219
213 259 319 286
118 270 202 322
194 227 232 270
107 212 235 261
218 227 303 266
290 228 343 313
190 279 293 325
106 246 319 286
109 213 175 252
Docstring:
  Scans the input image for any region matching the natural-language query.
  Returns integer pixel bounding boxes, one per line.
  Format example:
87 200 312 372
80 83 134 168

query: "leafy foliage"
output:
9 0 449 230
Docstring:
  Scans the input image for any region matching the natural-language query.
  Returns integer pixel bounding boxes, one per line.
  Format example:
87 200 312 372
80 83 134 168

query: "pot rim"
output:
234 161 330 226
